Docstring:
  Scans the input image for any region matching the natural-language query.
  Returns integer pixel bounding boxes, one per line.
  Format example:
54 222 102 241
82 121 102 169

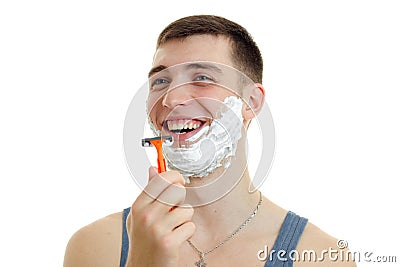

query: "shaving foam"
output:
163 96 243 182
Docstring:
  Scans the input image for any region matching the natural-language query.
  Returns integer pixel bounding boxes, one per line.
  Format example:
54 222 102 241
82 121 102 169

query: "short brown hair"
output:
157 15 263 83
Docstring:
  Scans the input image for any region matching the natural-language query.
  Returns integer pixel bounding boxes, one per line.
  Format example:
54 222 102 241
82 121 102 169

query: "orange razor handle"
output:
150 139 167 173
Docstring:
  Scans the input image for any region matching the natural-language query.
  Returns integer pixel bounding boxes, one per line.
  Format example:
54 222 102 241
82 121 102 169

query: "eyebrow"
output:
185 62 223 73
148 62 223 78
148 65 168 78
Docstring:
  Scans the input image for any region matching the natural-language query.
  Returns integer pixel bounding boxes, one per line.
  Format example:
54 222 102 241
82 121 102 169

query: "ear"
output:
242 83 265 120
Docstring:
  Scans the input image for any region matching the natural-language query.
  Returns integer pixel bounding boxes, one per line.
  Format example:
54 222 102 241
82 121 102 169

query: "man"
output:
64 15 356 267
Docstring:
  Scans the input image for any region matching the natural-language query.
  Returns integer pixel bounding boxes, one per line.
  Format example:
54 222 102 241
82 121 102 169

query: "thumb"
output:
148 166 158 181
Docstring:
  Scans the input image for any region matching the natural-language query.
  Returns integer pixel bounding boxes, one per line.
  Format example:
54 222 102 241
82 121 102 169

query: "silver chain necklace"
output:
187 191 262 267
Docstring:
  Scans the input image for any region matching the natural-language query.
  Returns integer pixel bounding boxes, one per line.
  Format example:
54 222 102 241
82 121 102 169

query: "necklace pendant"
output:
195 252 207 267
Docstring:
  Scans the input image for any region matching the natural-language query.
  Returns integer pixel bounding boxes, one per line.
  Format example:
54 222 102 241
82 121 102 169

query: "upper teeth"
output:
167 120 201 131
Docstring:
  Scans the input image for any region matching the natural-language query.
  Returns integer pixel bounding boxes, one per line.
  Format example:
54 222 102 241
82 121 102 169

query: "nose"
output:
162 85 193 109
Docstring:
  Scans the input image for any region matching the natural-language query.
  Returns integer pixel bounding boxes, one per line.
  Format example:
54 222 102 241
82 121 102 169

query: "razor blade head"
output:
141 136 173 147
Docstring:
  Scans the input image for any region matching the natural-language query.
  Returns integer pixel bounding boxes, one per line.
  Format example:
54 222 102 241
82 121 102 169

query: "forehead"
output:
152 35 234 69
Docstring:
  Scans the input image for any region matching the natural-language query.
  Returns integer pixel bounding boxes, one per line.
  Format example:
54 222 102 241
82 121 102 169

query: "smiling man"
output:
64 15 356 267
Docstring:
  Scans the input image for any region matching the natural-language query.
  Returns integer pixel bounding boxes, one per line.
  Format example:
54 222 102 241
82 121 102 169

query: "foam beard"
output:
149 96 243 183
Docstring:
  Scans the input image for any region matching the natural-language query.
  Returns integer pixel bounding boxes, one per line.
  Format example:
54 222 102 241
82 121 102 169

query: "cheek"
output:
196 86 233 100
147 92 163 112
147 96 163 124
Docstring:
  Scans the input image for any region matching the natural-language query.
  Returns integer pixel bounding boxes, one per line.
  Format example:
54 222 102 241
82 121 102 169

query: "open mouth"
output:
163 118 208 140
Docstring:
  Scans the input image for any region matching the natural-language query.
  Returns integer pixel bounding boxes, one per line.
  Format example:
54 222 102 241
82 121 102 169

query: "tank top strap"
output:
264 211 308 267
120 207 131 267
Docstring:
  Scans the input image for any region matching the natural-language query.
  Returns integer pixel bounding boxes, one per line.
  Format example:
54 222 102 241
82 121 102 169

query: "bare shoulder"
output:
63 212 123 267
294 221 357 267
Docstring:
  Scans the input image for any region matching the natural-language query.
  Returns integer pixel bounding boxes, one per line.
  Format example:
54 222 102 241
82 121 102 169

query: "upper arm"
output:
63 212 123 267
64 227 94 267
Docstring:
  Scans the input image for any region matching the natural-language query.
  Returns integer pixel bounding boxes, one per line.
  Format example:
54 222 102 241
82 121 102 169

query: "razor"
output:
141 136 173 173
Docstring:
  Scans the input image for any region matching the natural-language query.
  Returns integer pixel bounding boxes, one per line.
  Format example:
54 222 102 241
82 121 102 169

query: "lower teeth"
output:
172 128 194 134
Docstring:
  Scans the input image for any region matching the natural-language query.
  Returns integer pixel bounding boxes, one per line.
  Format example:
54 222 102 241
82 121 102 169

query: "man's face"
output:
147 35 244 143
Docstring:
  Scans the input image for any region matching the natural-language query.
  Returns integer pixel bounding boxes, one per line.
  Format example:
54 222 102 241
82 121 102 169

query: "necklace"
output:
187 191 263 267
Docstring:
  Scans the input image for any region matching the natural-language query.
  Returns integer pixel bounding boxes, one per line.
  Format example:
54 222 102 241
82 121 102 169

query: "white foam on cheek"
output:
186 125 209 143
147 116 161 136
163 96 243 181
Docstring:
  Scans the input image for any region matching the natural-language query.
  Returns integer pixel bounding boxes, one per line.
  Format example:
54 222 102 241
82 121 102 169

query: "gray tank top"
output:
119 208 307 267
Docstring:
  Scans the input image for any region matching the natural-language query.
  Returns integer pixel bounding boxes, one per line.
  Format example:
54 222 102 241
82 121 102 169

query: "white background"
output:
1 0 399 266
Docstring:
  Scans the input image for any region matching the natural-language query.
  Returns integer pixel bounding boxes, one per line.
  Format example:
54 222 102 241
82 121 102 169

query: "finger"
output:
158 206 194 232
132 170 185 212
130 184 187 230
148 166 158 181
150 182 186 214
141 170 185 205
168 221 196 245
146 170 185 200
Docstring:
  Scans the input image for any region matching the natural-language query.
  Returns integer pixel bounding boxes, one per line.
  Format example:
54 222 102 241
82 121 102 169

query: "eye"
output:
150 78 170 90
194 75 214 82
153 78 169 85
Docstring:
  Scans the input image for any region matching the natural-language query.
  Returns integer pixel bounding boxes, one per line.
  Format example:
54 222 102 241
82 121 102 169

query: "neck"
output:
183 140 262 244
191 168 259 214
187 171 261 248
183 131 251 205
